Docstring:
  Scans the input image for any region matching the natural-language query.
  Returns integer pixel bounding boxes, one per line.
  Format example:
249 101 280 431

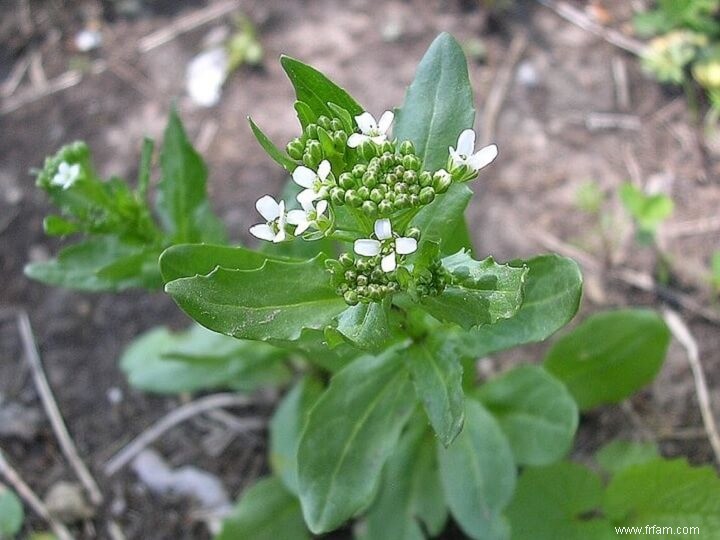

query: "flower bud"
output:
406 227 421 240
385 173 398 186
419 171 433 187
362 171 378 188
345 189 363 208
357 186 370 199
380 153 395 169
394 165 405 176
370 188 383 203
403 170 418 184
344 290 359 305
399 140 415 155
286 138 304 160
333 130 348 150
433 170 452 193
352 164 367 178
409 194 420 207
394 182 408 194
378 200 394 215
339 172 356 190
380 141 394 154
330 187 346 206
359 140 377 161
402 154 420 171
394 193 410 209
419 186 436 204
355 258 371 271
361 200 378 217
357 275 368 286
344 269 357 282
317 115 332 130
305 123 318 139
339 253 354 267
306 140 323 167
331 118 344 131
368 284 382 300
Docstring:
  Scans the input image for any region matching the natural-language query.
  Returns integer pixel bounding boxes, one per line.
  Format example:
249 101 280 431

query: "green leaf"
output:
280 56 363 122
159 243 286 283
25 237 161 292
42 215 80 236
0 485 24 538
619 182 673 235
458 255 582 358
335 299 394 351
120 324 288 394
294 101 315 129
475 365 578 466
544 309 671 410
248 117 298 172
506 462 614 540
165 255 347 342
410 183 472 255
359 418 447 540
437 399 516 540
269 377 324 495
405 337 464 447
137 137 154 201
604 459 720 535
156 108 226 244
297 349 415 533
394 32 475 171
596 440 660 476
419 253 527 330
216 477 309 540
272 328 363 373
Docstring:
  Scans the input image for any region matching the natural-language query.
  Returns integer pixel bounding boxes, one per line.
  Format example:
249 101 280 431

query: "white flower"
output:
249 195 288 243
293 160 330 205
51 162 81 190
347 111 394 148
449 129 498 171
353 218 417 272
186 47 228 107
287 198 328 235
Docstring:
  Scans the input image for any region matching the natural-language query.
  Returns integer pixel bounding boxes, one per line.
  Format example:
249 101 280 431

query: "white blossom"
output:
249 195 288 243
293 160 330 205
51 162 81 190
449 129 498 171
287 198 328 235
186 48 228 107
347 111 394 148
353 218 417 272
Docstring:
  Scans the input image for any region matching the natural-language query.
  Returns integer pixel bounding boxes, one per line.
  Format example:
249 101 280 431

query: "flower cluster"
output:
250 108 497 304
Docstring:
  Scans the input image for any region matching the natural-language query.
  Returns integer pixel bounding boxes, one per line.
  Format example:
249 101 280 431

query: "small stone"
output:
44 482 95 523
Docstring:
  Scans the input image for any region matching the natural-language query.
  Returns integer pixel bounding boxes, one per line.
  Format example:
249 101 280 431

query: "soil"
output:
1 0 719 538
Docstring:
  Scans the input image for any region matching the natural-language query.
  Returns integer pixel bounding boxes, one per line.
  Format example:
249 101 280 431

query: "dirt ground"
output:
1 0 719 538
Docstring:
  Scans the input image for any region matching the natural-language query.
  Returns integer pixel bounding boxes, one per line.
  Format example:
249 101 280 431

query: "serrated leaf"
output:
405 337 464 446
120 324 288 394
0 486 24 538
437 399 516 540
475 365 578 466
335 299 394 351
394 32 475 171
25 237 161 292
544 309 671 410
269 377 324 495
410 183 472 255
359 418 447 540
604 459 720 535
165 255 347 342
156 108 226 244
280 56 363 122
216 477 309 540
506 462 614 540
595 440 659 476
419 254 527 330
248 117 298 172
458 255 582 358
297 349 415 533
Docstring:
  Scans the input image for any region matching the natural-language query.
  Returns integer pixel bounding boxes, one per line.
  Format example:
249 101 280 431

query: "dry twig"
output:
662 309 720 466
17 311 104 505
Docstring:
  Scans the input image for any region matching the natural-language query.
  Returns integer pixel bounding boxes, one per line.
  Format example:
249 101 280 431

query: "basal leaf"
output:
216 477 309 540
544 309 671 410
394 32 475 171
297 349 415 533
248 117 298 172
437 399 516 540
458 255 582 358
165 255 347 342
475 365 578 466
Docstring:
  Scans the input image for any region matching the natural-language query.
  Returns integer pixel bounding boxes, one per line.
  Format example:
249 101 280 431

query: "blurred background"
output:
1 0 719 538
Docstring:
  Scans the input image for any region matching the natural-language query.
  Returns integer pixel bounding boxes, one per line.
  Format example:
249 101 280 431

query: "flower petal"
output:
381 252 396 272
69 164 81 177
274 228 286 243
347 133 368 148
378 110 394 134
316 200 328 216
297 189 318 209
286 209 306 226
449 147 465 167
469 144 498 171
292 166 316 188
249 224 275 241
354 239 381 257
317 160 331 181
256 195 280 221
374 218 392 240
294 220 310 235
395 237 418 255
355 112 377 134
456 129 476 156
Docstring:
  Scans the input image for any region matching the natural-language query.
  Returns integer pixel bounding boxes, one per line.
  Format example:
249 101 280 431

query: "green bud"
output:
357 275 368 287
399 140 415 155
339 172 356 190
419 186 436 204
305 123 318 139
345 189 362 208
339 253 354 267
394 165 405 176
357 186 370 199
402 154 420 171
359 140 377 161
330 187 346 206
419 171 433 187
362 171 377 188
385 191 396 202
330 118 344 131
286 138 304 160
433 170 452 193
380 153 394 169
317 115 332 130
370 188 383 203
361 200 378 217
378 200 394 215
306 140 323 167
344 270 357 282
325 259 343 273
344 290 359 305
333 131 348 150
356 258 371 272
403 170 418 184
385 173 398 186
409 184 420 195
409 194 420 207
380 141 394 154
394 182 408 194
406 227 421 240
352 164 367 178
394 194 410 209
368 284 382 301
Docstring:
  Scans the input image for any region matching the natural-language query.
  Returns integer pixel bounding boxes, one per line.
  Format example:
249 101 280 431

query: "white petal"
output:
274 228 286 243
316 200 328 216
381 252 396 272
256 195 280 221
469 144 498 171
378 110 394 134
355 112 377 134
58 162 70 174
292 166 316 189
456 129 476 156
278 201 287 228
286 209 307 226
354 239 381 257
297 189 318 208
395 237 417 255
317 160 331 181
249 224 275 241
347 133 368 148
68 164 81 178
449 147 465 167
374 218 392 240
294 220 310 235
